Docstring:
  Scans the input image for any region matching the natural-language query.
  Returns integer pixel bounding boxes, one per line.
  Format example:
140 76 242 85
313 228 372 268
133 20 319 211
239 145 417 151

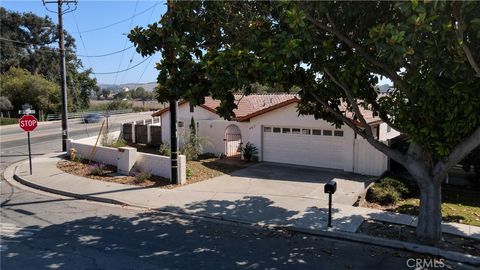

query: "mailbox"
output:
324 180 337 194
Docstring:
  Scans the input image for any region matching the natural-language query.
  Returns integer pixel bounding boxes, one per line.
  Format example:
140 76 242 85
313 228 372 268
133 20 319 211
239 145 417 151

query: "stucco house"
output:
152 94 400 176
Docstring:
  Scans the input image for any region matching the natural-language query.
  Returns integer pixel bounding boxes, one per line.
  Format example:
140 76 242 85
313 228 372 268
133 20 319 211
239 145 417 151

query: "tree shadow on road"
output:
1 196 413 270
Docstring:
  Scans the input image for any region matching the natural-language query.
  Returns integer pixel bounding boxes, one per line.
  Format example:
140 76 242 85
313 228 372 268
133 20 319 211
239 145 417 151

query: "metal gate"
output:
224 133 242 157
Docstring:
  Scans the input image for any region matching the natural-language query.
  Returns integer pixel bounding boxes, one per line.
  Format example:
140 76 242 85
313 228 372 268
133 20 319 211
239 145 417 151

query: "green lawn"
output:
0 118 18 125
394 188 480 226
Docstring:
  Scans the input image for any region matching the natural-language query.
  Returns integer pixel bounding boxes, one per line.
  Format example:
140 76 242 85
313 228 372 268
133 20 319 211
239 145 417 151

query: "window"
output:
273 127 281 133
387 126 391 133
264 127 272 132
334 130 344 137
302 129 311 135
323 130 332 136
292 128 300 134
282 128 291 134
178 121 184 128
312 129 322 135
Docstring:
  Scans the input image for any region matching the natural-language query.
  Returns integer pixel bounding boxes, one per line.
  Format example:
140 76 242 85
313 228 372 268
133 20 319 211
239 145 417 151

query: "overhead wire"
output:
136 54 157 84
0 37 134 58
71 13 95 73
89 55 153 75
120 1 158 85
71 1 160 34
113 0 140 85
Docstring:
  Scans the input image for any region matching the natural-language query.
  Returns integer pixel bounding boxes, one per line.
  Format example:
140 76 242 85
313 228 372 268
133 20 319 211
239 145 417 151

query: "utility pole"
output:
43 0 77 151
166 0 179 184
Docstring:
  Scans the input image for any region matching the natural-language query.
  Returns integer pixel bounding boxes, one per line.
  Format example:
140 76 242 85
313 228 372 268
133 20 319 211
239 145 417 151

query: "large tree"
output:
0 7 97 112
0 67 60 117
130 1 480 244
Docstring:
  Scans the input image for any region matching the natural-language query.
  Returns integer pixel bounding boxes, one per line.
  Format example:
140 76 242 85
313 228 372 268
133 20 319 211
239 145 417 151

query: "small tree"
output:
181 117 209 161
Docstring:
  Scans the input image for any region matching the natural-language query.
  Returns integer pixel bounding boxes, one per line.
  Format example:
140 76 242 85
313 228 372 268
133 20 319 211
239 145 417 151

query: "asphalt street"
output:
3 180 475 270
0 112 476 270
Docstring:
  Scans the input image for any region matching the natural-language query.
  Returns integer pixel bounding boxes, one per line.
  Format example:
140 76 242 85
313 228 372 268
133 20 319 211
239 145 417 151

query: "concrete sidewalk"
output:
12 152 480 242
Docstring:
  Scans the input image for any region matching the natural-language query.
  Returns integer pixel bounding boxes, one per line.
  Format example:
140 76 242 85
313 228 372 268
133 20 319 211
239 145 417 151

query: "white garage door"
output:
263 126 345 170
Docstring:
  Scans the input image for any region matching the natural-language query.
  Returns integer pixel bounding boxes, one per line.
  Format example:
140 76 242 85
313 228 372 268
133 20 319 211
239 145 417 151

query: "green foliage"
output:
159 143 171 157
241 142 258 162
186 167 192 179
0 118 18 125
134 171 152 184
180 117 210 161
106 100 131 111
0 67 60 114
89 163 107 176
130 1 479 161
103 138 128 148
0 8 97 112
367 177 410 205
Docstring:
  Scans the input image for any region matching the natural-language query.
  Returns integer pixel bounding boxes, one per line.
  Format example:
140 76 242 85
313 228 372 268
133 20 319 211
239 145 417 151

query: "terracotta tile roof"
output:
152 94 381 125
152 94 299 121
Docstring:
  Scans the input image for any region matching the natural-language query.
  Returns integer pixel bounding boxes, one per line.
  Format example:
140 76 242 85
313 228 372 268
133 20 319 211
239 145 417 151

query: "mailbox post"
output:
324 180 337 228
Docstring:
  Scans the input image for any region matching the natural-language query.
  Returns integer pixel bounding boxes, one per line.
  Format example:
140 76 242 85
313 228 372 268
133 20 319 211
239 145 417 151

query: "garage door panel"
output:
263 132 345 170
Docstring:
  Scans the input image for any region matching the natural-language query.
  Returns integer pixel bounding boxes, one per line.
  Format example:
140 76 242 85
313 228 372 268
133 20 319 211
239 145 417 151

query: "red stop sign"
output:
19 115 38 132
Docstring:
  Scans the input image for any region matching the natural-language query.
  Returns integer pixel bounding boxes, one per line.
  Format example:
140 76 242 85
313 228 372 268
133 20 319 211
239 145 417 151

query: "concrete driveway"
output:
178 162 376 206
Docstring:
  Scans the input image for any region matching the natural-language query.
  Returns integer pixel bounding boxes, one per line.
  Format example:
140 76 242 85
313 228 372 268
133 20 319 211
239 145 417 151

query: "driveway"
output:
177 162 376 206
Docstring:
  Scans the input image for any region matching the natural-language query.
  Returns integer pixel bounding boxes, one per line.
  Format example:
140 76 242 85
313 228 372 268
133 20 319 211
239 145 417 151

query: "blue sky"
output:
2 0 166 85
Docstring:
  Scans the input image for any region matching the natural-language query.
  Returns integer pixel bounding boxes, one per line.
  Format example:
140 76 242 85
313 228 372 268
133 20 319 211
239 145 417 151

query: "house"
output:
152 94 400 176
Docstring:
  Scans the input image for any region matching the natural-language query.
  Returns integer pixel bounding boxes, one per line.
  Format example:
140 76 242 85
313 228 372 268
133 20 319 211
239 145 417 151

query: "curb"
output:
12 162 126 206
7 160 480 266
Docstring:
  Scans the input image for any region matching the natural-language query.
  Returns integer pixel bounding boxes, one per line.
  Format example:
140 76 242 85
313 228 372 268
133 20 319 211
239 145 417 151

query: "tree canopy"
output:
130 1 480 244
0 67 60 115
0 7 97 112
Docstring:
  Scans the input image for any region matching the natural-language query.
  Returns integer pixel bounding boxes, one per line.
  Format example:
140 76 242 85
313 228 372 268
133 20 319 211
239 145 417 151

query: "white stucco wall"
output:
197 120 250 155
248 103 355 172
161 102 220 147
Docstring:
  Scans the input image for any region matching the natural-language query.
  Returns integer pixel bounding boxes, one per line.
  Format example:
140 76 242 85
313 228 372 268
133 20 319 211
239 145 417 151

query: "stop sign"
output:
19 115 38 132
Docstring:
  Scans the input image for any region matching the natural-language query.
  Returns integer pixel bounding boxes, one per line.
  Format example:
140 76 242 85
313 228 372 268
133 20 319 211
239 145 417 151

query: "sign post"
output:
19 113 38 175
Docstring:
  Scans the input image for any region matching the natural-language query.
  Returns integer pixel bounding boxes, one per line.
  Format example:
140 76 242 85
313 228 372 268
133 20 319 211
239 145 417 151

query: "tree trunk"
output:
415 179 443 245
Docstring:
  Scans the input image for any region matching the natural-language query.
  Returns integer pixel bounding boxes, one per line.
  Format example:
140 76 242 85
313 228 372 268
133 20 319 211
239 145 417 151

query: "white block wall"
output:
66 135 186 183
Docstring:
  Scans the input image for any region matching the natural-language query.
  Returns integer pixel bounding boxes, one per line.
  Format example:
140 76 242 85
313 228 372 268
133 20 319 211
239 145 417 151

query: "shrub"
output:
90 163 107 176
186 167 192 179
106 100 131 111
104 138 128 148
159 143 171 156
367 177 410 205
180 131 210 161
241 142 258 162
134 171 152 184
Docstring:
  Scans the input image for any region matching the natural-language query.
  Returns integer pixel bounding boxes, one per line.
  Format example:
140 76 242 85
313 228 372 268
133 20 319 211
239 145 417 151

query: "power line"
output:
90 55 153 75
72 2 160 34
1 37 135 58
77 46 134 57
72 13 95 76
136 54 157 84
0 37 52 47
114 0 140 85
120 1 158 85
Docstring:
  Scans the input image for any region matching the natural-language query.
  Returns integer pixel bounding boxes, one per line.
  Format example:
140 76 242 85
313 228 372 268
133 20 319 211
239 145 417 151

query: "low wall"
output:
66 135 186 184
136 152 186 181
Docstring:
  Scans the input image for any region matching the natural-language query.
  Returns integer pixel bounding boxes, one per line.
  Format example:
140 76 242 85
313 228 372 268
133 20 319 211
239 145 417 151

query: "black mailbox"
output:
324 180 337 194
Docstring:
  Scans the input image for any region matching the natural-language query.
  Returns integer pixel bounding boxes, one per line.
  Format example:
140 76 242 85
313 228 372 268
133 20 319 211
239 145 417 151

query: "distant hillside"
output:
98 82 157 92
